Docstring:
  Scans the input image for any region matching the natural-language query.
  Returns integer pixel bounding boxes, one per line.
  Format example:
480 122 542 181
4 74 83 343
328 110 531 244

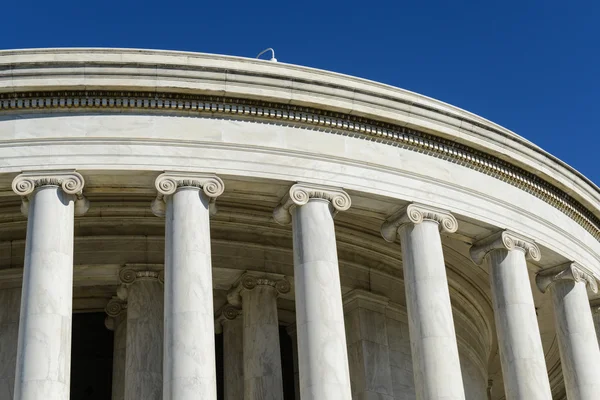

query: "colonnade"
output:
3 170 600 400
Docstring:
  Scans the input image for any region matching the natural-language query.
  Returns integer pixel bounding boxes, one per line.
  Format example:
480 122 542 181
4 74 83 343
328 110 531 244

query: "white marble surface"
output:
124 279 163 400
344 296 394 400
398 220 466 400
163 187 217 400
14 186 75 400
241 284 284 400
0 288 20 400
488 249 552 400
292 199 352 400
222 315 244 400
111 313 127 400
550 280 600 399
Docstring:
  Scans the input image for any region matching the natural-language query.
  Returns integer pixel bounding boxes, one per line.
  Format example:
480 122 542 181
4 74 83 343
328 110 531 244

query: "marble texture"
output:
398 220 466 400
0 288 20 400
124 278 163 400
111 313 127 400
163 186 217 400
291 198 352 400
344 294 394 400
550 279 600 399
241 283 284 400
222 314 244 400
487 248 552 400
14 186 76 400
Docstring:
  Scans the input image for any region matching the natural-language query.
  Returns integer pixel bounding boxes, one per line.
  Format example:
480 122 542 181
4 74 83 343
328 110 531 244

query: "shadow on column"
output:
70 312 114 399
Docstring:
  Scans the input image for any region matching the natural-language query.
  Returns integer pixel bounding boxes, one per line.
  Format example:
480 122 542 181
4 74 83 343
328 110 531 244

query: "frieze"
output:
2 90 599 241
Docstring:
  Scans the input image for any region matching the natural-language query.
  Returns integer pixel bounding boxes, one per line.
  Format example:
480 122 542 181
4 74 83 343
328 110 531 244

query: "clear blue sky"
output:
2 1 598 184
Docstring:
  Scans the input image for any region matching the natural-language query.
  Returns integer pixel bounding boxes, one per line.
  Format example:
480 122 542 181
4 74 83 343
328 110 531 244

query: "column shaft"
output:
292 199 352 400
399 220 465 400
488 249 551 400
14 186 75 399
125 278 163 400
111 313 127 400
242 285 284 400
551 280 600 399
0 288 21 400
222 316 244 400
163 187 217 399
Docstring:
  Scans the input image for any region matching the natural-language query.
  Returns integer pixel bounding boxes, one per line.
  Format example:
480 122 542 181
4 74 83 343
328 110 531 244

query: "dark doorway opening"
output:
70 312 114 399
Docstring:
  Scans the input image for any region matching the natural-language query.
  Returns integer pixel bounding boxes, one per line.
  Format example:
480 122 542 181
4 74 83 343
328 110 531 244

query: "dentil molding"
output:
273 182 351 225
12 170 89 216
536 262 599 294
470 230 541 265
380 203 458 242
151 172 225 217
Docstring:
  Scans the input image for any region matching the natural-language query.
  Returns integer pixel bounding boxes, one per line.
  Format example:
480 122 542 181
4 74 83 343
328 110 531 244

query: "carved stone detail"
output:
12 171 89 216
151 172 225 217
381 203 458 242
117 268 164 300
228 273 291 306
105 296 127 317
536 262 599 294
470 230 541 265
273 182 351 225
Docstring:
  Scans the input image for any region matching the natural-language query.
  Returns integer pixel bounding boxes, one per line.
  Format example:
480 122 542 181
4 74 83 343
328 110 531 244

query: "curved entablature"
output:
0 48 599 245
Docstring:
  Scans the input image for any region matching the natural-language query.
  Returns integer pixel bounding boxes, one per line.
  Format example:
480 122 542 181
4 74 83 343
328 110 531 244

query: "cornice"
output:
273 182 351 225
12 170 89 216
381 203 458 242
536 262 599 294
1 90 599 243
151 172 224 217
470 230 541 265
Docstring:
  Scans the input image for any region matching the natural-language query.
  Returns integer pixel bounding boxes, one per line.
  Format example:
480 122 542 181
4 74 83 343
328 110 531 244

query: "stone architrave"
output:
119 268 164 400
11 171 88 400
381 203 466 400
470 230 552 400
152 172 224 400
274 183 353 400
536 262 600 400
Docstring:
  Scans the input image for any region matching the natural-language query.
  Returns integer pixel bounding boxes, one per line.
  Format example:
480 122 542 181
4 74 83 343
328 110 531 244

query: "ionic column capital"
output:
151 171 224 217
227 273 291 306
536 262 599 294
273 182 351 225
215 304 242 333
470 230 541 265
12 170 89 216
381 203 458 242
117 268 164 300
104 296 127 331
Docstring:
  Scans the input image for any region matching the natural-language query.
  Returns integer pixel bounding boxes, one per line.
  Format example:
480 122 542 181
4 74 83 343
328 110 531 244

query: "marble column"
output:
120 268 164 400
218 305 244 400
343 290 394 400
591 301 600 346
11 171 88 400
152 172 224 400
105 297 128 400
536 262 600 399
274 183 353 400
285 324 301 400
381 203 466 400
470 230 552 400
234 274 289 400
0 288 21 400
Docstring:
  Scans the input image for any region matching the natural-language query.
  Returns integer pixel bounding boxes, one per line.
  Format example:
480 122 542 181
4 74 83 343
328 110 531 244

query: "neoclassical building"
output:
0 48 599 400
